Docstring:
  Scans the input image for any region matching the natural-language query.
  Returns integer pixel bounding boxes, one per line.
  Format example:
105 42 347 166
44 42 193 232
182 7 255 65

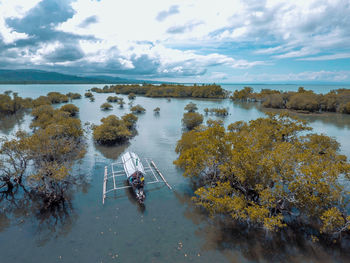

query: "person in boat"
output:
129 171 144 189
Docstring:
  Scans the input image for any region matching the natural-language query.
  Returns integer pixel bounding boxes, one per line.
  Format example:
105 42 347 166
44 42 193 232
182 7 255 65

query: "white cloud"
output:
227 70 350 83
0 0 349 81
209 72 228 80
0 0 39 43
297 53 350 61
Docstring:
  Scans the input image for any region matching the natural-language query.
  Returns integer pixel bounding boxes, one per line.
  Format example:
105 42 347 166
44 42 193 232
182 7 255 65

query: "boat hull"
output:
121 152 146 204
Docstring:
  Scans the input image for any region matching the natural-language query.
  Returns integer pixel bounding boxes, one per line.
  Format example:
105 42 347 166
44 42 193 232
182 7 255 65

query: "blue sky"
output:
0 0 350 83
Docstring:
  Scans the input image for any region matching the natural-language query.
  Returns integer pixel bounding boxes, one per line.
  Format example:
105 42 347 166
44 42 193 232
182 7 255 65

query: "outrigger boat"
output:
102 152 172 205
122 152 146 204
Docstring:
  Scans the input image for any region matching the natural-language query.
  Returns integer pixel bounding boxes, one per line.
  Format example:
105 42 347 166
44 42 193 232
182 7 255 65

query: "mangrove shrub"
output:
93 114 138 144
130 104 146 114
182 112 203 130
174 112 350 237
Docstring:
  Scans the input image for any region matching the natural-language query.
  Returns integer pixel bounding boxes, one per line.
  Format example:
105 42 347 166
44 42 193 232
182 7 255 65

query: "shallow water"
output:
0 84 350 263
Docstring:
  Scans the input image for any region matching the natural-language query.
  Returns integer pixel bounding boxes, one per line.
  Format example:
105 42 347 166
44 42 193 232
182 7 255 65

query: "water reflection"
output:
94 142 130 160
126 187 146 214
0 111 26 134
0 195 78 247
0 165 91 247
231 101 257 111
35 200 77 247
176 191 350 263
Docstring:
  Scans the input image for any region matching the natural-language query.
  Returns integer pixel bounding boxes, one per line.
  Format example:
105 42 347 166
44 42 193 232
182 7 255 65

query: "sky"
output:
0 0 350 83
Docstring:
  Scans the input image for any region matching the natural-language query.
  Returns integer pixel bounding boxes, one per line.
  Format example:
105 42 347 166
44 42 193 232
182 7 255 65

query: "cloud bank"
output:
0 0 349 82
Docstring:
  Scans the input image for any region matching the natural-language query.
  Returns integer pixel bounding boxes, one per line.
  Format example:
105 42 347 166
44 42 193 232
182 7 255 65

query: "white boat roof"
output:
121 152 145 178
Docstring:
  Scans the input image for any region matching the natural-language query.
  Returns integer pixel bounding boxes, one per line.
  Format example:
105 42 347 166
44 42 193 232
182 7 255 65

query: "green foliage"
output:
60 104 79 116
128 93 136 100
262 93 285 108
174 112 350 236
93 114 138 145
0 131 30 190
117 98 125 108
1 103 85 207
47 92 69 104
130 104 146 114
100 102 113 110
90 83 226 99
91 85 113 93
121 113 138 129
207 107 228 116
32 96 51 107
231 87 253 101
84 92 93 98
0 93 32 114
182 112 203 130
234 87 350 114
107 96 120 102
66 92 81 100
286 92 319 112
184 102 198 112
339 102 350 114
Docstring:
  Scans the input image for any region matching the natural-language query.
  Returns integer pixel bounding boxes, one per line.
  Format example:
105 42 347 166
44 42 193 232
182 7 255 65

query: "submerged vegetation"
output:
184 102 198 112
182 102 203 129
118 98 125 108
84 92 93 98
204 107 229 116
47 92 69 104
154 107 160 114
1 103 86 208
1 85 350 259
232 87 350 114
0 92 32 114
182 112 203 130
128 93 136 100
60 104 79 116
66 92 82 100
174 112 350 239
93 113 138 145
0 90 76 116
130 104 146 114
91 83 227 99
107 96 121 103
100 102 113 110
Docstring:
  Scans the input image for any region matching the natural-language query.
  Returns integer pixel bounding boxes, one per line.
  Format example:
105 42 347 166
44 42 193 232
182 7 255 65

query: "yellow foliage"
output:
93 114 138 145
174 112 350 233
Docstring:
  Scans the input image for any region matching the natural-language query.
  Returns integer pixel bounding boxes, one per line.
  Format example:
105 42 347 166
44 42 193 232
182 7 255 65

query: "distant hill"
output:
0 69 151 84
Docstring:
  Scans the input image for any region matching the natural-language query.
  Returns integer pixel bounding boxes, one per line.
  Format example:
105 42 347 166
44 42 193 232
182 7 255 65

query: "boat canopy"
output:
121 152 145 178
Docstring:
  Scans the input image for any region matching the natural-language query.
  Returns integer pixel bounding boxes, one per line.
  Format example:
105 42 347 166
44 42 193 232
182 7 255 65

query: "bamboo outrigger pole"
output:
103 166 107 204
151 161 172 190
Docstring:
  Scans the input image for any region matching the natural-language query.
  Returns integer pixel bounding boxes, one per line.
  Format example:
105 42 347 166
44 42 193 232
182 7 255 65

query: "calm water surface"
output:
0 84 350 263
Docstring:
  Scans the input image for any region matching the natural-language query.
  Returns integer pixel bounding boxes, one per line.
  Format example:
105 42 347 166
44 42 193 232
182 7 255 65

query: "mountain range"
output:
0 69 155 84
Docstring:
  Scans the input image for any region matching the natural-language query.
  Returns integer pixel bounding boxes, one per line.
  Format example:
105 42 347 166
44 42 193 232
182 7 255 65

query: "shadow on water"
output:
94 142 130 160
108 180 166 214
107 179 146 214
175 191 350 263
